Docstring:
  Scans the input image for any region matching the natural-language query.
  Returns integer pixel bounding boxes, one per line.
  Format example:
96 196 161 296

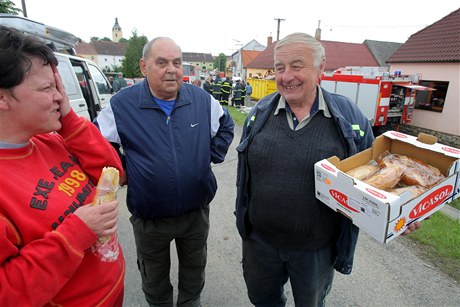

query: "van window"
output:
88 64 111 95
56 59 82 100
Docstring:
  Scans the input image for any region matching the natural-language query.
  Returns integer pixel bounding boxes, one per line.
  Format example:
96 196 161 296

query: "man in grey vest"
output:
235 32 421 306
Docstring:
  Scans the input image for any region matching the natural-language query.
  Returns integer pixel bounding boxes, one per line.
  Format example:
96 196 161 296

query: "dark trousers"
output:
242 232 334 307
221 92 230 104
130 207 210 307
212 93 221 101
233 98 242 107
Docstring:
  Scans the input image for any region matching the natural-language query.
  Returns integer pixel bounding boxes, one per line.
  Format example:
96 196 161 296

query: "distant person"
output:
203 76 213 94
95 36 235 306
118 77 127 89
0 25 124 306
221 77 232 105
245 82 253 105
235 32 421 306
241 80 246 106
109 76 121 92
232 79 244 107
212 75 222 102
192 78 202 87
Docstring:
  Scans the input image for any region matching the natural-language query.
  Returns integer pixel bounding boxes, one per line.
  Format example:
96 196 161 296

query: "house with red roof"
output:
387 8 460 137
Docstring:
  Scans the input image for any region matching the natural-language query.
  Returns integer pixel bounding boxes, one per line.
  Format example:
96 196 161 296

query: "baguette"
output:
362 163 404 190
346 160 379 180
92 167 120 205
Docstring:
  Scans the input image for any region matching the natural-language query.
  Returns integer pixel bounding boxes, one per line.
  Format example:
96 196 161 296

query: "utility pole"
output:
274 18 285 41
21 0 28 17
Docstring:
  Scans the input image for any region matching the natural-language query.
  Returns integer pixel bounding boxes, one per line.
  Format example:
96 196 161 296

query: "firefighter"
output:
240 80 246 106
221 77 232 105
232 79 244 107
212 76 222 102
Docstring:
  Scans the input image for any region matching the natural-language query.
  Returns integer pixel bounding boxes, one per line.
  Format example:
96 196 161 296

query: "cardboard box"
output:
314 131 460 243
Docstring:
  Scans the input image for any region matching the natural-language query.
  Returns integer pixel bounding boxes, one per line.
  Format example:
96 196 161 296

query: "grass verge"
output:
406 210 460 283
449 197 460 210
225 105 250 126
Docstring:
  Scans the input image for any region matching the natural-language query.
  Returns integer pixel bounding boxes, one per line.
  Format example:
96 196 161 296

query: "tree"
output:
100 37 112 42
122 30 148 78
0 0 22 14
213 53 227 72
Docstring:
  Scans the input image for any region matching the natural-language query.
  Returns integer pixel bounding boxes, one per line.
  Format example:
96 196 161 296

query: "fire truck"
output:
182 62 196 83
320 67 435 129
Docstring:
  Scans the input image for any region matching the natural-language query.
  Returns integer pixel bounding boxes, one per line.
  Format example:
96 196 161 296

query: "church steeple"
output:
112 17 123 42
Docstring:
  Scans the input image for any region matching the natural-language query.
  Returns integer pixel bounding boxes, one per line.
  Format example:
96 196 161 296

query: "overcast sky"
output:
11 0 459 56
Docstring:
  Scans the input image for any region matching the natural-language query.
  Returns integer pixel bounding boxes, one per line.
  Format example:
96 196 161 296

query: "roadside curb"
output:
441 205 460 221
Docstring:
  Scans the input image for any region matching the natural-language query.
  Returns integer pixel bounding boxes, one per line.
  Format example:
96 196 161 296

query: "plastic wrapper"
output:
350 150 445 192
346 160 379 180
90 167 120 262
394 154 445 187
363 162 405 190
362 151 406 189
388 185 428 200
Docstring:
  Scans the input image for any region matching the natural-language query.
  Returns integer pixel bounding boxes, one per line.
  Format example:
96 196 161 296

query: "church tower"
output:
112 17 123 42
315 20 322 41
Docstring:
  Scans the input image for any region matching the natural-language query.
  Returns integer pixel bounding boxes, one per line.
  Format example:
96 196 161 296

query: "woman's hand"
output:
51 63 72 117
74 201 119 238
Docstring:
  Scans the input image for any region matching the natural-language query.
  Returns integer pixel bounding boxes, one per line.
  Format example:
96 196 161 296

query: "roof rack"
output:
0 14 78 55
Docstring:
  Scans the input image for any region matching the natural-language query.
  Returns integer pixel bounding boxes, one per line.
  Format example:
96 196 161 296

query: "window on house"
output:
414 80 449 112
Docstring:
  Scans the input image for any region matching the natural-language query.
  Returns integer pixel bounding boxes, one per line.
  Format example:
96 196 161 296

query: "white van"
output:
55 53 113 120
0 14 113 121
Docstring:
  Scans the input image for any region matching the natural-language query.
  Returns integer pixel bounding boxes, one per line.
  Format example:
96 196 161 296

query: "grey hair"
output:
142 37 182 59
274 32 325 69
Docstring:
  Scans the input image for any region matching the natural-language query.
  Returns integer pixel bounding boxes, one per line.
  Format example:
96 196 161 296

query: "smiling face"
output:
0 57 63 143
140 38 184 100
274 43 324 107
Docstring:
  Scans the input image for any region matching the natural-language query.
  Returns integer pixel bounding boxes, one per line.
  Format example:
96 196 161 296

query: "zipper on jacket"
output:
166 116 170 125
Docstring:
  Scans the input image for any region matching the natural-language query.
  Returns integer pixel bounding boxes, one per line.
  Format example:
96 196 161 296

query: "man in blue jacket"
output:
95 37 234 307
235 32 420 306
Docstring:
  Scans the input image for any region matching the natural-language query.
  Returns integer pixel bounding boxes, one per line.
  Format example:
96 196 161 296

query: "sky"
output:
11 0 460 56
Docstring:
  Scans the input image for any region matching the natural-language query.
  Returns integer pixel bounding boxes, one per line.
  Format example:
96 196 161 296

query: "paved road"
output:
118 123 460 307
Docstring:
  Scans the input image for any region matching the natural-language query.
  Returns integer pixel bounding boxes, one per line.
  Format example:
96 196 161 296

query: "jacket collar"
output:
138 79 193 109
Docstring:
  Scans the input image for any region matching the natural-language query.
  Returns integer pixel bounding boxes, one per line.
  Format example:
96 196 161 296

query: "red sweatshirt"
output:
0 111 125 306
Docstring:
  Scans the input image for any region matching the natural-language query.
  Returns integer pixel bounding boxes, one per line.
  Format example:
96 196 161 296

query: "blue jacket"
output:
96 80 234 219
235 88 374 274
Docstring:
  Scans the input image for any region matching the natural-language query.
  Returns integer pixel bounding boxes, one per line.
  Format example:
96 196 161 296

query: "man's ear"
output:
139 58 147 77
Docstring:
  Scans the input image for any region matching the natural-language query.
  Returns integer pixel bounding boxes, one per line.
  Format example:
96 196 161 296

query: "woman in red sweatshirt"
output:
0 26 125 306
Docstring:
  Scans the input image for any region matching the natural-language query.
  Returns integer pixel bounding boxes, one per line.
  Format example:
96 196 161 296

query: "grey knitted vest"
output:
248 110 346 250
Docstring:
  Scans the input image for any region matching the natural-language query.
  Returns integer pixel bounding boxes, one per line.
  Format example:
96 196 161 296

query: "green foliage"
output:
100 37 112 42
119 38 129 43
0 0 22 14
122 30 148 78
213 53 227 72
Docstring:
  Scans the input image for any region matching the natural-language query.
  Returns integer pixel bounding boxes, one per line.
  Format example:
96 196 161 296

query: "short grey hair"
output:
274 32 325 69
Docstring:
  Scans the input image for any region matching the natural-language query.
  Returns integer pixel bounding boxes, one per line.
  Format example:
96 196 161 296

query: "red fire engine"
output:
320 67 435 127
